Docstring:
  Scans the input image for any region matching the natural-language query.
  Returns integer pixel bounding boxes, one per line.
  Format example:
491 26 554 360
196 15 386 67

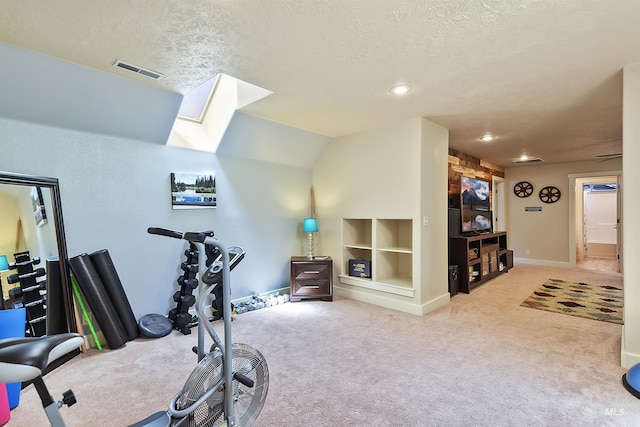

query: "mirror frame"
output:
0 171 76 332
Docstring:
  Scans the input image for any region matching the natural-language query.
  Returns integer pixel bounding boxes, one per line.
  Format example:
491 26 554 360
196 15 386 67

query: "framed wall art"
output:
31 186 47 227
170 172 217 209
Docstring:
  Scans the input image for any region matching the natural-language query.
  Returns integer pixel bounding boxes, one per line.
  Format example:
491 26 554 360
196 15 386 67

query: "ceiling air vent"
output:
113 60 164 80
511 157 544 165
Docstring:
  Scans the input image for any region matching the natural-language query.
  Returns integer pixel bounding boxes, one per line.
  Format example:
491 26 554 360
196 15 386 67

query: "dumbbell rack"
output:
7 251 47 337
168 244 199 335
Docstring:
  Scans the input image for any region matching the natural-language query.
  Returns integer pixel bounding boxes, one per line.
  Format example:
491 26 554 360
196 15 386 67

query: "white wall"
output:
623 63 640 368
0 191 21 257
313 117 449 315
505 159 622 267
419 119 450 304
0 115 329 318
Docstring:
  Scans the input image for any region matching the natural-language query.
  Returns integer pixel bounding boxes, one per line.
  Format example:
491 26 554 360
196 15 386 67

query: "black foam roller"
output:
89 249 139 341
69 254 127 349
46 257 68 335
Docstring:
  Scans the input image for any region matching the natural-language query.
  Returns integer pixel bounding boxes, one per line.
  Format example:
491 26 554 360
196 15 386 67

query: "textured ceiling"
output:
1 0 637 167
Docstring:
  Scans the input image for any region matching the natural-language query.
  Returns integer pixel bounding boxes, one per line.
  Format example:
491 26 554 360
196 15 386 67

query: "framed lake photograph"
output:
170 172 217 209
31 186 48 227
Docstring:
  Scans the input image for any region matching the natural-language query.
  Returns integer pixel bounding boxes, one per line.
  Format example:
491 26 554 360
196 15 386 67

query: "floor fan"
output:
175 343 269 426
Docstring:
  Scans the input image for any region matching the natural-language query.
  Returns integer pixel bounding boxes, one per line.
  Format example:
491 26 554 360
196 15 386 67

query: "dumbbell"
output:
184 248 198 258
8 287 23 299
184 249 198 262
7 267 46 284
25 298 45 308
8 257 41 270
177 277 198 290
181 294 195 308
172 290 182 303
174 312 193 328
21 280 47 293
177 295 195 314
180 262 198 274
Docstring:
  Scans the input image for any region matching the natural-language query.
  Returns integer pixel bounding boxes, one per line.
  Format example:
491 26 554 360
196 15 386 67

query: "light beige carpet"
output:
7 265 639 426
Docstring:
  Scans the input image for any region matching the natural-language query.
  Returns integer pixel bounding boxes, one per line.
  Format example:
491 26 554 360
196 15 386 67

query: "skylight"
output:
177 75 219 122
167 73 273 153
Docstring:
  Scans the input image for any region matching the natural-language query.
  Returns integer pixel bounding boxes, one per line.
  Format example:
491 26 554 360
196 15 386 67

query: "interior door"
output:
617 175 623 273
492 177 505 232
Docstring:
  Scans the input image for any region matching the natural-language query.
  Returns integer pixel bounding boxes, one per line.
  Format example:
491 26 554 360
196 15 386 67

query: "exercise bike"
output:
0 228 269 426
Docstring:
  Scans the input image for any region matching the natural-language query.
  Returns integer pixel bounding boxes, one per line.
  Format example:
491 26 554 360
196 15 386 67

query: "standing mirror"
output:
0 172 76 342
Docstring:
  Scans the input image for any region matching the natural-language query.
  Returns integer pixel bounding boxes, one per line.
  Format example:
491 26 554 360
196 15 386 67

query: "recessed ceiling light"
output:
389 84 411 95
512 155 544 164
480 134 494 142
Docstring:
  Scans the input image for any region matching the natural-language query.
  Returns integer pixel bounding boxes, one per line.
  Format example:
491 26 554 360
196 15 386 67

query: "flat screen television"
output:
460 176 492 234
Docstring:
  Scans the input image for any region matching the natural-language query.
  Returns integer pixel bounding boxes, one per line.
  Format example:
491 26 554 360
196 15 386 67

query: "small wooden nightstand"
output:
289 256 333 302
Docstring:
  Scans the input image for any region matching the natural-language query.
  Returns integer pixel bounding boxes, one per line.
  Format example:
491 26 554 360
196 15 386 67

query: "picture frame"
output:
30 186 48 227
170 172 217 209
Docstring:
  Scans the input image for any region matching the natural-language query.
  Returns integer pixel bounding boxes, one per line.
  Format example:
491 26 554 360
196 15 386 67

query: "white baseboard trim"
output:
621 325 640 369
513 258 571 268
334 285 449 316
419 292 451 315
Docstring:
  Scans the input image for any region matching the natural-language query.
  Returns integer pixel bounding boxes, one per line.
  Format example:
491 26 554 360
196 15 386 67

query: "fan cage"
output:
175 343 269 427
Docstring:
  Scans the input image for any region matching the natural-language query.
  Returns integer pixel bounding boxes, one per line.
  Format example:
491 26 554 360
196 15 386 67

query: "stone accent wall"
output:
448 148 504 198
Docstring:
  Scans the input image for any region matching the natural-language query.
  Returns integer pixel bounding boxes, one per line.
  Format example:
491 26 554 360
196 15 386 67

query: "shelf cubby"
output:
376 250 412 288
377 219 412 252
343 218 372 249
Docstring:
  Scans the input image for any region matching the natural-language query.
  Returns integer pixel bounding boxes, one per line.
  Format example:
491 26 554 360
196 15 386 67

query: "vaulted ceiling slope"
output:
0 42 182 145
1 1 638 167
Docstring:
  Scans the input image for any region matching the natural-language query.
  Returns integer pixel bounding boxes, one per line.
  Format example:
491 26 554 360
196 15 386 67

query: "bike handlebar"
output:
147 227 214 243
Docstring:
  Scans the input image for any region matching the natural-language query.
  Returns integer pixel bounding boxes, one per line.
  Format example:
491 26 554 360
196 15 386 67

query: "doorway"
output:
572 174 621 274
492 176 506 232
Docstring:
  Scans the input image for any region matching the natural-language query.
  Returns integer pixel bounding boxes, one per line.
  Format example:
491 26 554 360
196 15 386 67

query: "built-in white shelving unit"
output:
339 218 414 297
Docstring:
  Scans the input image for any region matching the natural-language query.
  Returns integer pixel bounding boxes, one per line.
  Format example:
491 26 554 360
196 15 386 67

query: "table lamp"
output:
303 218 318 259
0 255 9 309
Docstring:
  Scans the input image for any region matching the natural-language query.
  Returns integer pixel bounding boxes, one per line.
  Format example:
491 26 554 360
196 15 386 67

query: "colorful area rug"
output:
520 278 623 324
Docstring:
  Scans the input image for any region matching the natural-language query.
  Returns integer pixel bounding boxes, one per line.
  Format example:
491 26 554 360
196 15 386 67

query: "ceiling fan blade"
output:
598 156 622 162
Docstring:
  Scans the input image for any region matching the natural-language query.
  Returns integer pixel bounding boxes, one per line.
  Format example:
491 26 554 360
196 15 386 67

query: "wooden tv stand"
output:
449 232 511 293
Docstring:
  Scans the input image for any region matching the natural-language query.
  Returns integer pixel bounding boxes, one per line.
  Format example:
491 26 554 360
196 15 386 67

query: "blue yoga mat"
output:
0 307 26 409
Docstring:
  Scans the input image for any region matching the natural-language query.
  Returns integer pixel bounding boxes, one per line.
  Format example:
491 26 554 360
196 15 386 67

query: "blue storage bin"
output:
0 307 27 409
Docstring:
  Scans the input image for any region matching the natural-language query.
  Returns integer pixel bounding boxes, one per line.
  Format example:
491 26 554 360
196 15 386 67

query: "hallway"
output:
576 256 619 274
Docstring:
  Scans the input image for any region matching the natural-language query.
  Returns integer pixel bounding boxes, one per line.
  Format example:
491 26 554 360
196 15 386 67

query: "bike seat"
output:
0 333 84 383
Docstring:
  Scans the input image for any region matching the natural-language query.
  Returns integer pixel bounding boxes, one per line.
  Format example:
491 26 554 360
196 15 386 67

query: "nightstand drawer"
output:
292 263 330 280
291 278 331 296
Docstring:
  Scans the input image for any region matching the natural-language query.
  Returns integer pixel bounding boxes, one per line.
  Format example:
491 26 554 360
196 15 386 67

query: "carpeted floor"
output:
7 264 639 426
576 256 619 273
520 278 623 324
